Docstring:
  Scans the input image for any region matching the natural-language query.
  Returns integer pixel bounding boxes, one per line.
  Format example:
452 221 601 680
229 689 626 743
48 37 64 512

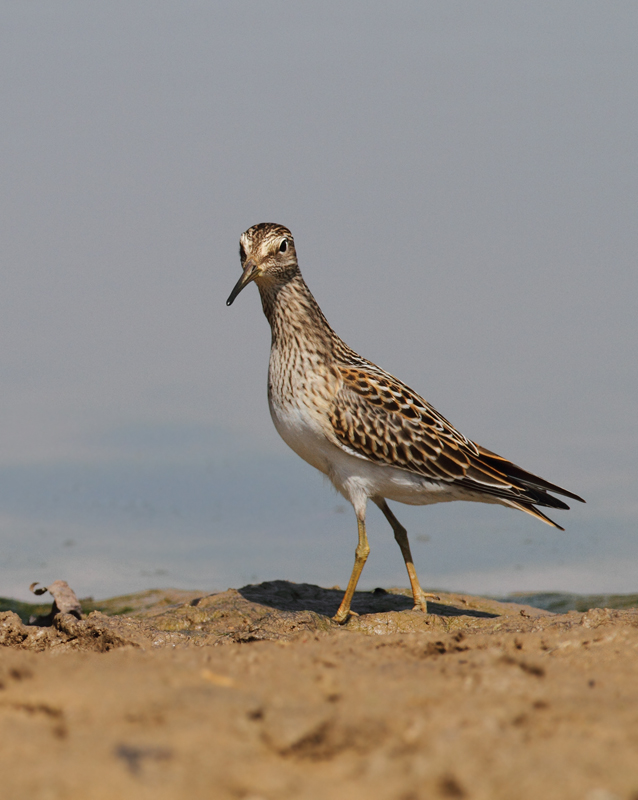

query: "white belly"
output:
268 395 337 476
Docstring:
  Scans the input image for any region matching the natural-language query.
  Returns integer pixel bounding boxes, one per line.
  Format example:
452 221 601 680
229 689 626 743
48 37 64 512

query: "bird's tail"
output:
462 444 585 529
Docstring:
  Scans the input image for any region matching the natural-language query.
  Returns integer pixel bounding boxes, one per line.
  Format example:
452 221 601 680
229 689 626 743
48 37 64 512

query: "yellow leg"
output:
375 500 438 613
333 514 370 624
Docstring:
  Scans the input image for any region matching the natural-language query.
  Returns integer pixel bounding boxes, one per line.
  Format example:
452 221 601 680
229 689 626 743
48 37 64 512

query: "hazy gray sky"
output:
1 2 636 599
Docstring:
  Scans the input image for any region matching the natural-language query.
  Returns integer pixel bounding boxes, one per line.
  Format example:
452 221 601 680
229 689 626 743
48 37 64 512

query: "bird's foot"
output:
412 591 440 614
332 608 359 625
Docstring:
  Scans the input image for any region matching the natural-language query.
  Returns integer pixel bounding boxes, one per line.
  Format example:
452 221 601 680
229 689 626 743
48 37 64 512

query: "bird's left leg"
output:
374 499 438 613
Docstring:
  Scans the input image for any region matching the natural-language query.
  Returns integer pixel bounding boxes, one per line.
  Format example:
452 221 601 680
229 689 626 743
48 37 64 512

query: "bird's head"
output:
226 222 298 306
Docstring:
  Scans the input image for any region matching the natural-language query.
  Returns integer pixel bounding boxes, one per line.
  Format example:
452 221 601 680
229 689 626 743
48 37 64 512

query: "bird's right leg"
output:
375 499 438 613
333 511 370 624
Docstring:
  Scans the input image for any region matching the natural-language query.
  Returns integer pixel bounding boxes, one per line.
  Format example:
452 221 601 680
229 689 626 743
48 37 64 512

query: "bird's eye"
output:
279 239 288 253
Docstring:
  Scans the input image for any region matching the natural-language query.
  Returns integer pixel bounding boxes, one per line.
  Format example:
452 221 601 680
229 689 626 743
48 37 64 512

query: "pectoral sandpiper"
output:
227 223 585 624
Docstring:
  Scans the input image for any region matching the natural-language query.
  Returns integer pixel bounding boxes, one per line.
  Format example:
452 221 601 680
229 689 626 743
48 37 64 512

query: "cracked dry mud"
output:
0 580 637 800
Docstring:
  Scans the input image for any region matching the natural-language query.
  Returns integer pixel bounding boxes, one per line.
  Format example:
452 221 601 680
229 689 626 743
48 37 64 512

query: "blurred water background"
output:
0 3 635 601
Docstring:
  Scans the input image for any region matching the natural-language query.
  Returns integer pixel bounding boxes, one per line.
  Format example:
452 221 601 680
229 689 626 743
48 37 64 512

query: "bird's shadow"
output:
238 580 497 619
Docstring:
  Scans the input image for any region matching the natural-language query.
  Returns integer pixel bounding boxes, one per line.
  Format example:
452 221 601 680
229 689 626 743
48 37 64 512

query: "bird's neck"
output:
258 271 336 355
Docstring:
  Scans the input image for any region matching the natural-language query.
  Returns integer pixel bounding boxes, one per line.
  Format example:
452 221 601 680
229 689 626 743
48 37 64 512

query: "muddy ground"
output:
0 580 637 800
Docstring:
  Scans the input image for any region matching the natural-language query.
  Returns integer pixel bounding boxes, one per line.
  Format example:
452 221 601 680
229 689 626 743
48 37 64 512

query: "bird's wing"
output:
330 364 489 482
328 364 583 525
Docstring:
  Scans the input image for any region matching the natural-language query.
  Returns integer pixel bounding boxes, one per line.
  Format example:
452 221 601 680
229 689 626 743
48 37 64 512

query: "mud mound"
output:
0 580 557 652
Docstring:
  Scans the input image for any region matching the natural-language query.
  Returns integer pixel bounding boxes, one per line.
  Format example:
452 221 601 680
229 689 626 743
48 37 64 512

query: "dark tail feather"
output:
504 500 566 530
475 445 585 504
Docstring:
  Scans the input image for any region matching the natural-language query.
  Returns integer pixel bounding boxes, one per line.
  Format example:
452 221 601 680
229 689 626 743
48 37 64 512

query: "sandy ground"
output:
1 580 637 800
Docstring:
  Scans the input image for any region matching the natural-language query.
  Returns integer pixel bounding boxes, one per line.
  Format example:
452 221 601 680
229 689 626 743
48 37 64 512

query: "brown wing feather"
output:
329 365 584 523
330 366 509 485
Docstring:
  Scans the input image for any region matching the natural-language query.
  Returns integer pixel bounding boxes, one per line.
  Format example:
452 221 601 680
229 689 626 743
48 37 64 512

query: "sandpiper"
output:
227 223 584 623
